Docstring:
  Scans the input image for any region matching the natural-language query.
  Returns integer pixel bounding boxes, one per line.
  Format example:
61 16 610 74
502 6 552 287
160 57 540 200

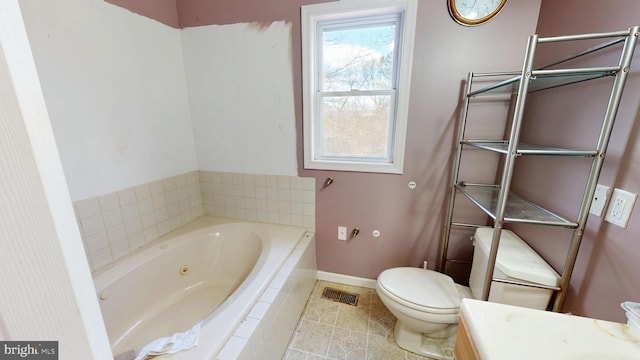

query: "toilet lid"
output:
378 267 461 313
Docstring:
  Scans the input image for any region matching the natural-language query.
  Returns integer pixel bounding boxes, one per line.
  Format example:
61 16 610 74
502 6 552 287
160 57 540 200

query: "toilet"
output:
376 227 560 360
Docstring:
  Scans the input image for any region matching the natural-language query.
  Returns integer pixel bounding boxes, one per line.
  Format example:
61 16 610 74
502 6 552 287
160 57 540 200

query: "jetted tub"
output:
93 216 316 359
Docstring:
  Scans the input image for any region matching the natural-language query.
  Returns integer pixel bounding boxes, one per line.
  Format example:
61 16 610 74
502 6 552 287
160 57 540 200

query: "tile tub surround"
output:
199 171 316 231
284 281 433 360
74 171 316 271
74 171 203 271
217 232 318 360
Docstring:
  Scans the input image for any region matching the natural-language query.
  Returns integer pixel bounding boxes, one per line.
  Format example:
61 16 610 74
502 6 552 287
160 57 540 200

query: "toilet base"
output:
394 321 457 360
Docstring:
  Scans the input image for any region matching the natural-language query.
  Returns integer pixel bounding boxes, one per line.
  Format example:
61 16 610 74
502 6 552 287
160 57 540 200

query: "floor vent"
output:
321 287 359 306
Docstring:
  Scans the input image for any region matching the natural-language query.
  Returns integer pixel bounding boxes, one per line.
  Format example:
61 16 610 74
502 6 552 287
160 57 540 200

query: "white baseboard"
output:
316 270 377 289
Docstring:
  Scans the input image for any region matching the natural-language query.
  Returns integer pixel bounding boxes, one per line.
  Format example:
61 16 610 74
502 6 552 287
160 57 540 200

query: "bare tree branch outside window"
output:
319 21 398 160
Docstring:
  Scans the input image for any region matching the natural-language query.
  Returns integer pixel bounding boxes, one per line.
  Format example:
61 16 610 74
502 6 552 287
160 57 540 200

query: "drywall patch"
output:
182 21 298 175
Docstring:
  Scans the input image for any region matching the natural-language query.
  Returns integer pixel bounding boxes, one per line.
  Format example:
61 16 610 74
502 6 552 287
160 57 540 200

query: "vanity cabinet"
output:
440 26 640 311
454 315 479 360
455 299 640 360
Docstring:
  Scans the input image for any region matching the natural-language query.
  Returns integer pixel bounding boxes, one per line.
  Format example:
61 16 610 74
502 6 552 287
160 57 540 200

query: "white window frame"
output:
301 0 417 174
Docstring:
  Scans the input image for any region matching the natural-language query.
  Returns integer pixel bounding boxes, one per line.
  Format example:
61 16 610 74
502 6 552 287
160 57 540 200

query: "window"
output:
302 0 417 173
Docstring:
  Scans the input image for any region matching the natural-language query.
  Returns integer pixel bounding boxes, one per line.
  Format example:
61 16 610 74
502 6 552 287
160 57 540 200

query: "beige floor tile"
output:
368 307 396 337
326 327 367 360
335 304 370 332
291 319 333 356
283 348 309 360
370 292 387 310
308 354 326 360
341 284 374 297
406 351 434 360
366 333 407 360
302 297 340 325
283 348 331 360
357 290 373 308
285 280 434 360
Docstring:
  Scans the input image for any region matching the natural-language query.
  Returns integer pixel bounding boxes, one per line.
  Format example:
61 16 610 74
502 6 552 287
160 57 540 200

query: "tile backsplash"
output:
74 171 316 272
199 171 316 230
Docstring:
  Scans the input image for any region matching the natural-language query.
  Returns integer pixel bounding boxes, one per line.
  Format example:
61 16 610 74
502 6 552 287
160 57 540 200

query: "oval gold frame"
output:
448 0 507 26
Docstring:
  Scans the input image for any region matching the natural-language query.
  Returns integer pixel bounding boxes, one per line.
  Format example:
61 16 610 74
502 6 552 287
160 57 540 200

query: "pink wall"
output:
101 0 542 282
508 0 640 322
105 0 180 28
177 0 328 27
301 1 541 281
175 0 541 281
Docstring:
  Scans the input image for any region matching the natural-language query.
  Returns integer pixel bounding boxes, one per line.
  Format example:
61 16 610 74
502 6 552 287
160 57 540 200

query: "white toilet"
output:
376 227 560 360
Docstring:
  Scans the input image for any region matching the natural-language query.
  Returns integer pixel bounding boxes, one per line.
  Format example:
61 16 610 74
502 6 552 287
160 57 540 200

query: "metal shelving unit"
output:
440 26 640 312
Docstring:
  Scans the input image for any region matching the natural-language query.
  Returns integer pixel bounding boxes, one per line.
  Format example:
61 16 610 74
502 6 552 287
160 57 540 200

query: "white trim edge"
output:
301 0 417 174
317 270 378 289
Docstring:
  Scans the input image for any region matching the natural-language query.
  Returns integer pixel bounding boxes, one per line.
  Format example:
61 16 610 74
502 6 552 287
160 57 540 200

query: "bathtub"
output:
93 216 317 359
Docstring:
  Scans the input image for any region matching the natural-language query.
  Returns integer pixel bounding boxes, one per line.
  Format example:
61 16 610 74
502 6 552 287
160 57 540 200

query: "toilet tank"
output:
469 228 560 310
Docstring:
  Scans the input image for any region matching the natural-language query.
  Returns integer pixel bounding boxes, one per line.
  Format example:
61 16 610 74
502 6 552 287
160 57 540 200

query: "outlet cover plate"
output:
604 188 637 228
589 184 611 217
338 226 347 240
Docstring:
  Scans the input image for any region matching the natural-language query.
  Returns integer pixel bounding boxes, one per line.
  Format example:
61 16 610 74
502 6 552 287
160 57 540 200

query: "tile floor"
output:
283 281 433 360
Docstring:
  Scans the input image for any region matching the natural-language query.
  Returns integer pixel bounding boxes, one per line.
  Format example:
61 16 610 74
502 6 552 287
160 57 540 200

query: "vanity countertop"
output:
460 298 640 360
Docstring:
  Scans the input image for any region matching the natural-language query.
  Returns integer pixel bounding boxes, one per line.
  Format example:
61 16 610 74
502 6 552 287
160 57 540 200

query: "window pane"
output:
320 95 392 160
321 21 396 92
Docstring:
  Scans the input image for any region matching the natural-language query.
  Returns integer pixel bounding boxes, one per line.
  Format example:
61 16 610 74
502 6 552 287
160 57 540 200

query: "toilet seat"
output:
377 267 462 315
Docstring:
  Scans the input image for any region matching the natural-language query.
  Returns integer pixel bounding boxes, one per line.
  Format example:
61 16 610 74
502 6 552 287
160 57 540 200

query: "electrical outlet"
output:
589 184 611 217
611 198 626 218
338 226 347 240
604 188 637 228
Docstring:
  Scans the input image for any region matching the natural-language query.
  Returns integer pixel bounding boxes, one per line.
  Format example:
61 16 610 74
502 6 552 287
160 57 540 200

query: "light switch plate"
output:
604 188 637 228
